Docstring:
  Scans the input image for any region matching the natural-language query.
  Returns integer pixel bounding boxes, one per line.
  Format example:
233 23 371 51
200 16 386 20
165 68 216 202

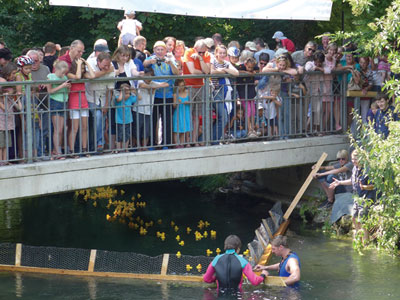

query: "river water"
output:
1 181 399 299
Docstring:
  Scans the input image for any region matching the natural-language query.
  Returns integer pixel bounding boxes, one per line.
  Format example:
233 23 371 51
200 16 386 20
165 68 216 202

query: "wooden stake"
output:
283 152 327 220
15 243 22 267
161 253 169 276
88 250 97 272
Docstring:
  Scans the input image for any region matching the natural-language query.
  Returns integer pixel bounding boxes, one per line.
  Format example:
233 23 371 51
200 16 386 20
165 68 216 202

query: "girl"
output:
229 107 250 139
173 79 191 147
67 58 95 157
174 40 186 75
46 60 71 159
0 63 22 165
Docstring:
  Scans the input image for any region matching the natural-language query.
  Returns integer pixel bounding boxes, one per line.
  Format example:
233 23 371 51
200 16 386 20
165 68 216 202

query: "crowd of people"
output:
0 9 398 165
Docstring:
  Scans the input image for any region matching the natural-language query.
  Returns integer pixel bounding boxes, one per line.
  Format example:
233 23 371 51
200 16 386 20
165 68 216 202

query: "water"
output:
1 181 400 299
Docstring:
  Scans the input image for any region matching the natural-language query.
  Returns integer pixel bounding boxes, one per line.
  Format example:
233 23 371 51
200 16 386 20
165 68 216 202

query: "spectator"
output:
0 48 12 69
204 38 215 55
258 85 282 137
182 39 211 146
212 33 223 49
163 36 176 54
291 41 317 67
254 38 275 64
227 46 240 68
272 31 296 53
174 40 186 74
374 92 399 138
88 39 108 59
318 33 330 52
43 42 60 72
117 10 142 47
58 40 85 69
359 57 374 123
172 79 191 147
134 36 147 63
144 41 179 147
229 107 250 139
244 41 257 53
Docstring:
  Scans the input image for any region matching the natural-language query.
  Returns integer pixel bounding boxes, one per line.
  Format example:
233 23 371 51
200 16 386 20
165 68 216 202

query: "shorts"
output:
189 86 204 115
133 113 151 139
121 33 136 46
69 109 89 119
50 98 66 116
116 123 131 142
267 117 278 127
0 130 12 148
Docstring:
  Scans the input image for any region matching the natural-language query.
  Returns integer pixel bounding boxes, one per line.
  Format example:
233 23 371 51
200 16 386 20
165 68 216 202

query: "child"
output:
117 10 143 47
374 92 399 138
67 58 95 157
173 79 192 147
46 60 70 159
134 68 169 149
0 63 22 165
366 100 378 128
255 106 267 136
229 107 250 139
290 74 307 134
115 83 137 152
15 55 40 159
259 85 282 136
237 57 258 132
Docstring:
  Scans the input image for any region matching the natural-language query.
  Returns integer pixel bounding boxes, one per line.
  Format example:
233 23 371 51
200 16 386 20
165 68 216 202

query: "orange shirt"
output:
182 48 211 87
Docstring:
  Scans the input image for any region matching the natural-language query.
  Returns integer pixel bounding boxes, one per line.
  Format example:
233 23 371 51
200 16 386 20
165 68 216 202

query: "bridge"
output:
0 135 348 200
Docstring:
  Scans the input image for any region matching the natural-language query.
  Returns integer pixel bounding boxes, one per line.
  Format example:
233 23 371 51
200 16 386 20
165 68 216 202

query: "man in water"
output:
255 235 301 288
203 235 268 294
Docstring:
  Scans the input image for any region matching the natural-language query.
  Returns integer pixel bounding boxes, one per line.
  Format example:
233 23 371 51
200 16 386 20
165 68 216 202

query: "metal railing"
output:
0 71 357 164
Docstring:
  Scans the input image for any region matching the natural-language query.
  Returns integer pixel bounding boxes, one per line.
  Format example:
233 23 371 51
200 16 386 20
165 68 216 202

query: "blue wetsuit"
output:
279 252 301 288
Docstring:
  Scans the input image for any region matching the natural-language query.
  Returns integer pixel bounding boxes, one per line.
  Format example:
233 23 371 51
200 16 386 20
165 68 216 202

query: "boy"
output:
259 85 282 136
255 105 267 136
117 10 143 47
374 92 399 138
115 83 137 152
134 68 169 149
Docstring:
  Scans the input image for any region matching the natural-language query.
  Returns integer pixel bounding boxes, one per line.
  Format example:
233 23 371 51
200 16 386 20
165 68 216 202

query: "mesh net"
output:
167 254 213 276
94 250 163 274
21 245 90 270
0 243 16 265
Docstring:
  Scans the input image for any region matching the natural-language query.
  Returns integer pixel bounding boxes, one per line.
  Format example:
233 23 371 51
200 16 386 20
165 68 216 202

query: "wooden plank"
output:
0 264 286 287
161 253 169 276
88 249 96 272
265 275 286 287
15 243 22 267
255 229 268 248
283 152 327 220
262 219 273 239
346 90 377 97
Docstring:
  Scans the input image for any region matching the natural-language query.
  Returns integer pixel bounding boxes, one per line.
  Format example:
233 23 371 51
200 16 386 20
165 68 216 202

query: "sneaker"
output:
318 200 333 209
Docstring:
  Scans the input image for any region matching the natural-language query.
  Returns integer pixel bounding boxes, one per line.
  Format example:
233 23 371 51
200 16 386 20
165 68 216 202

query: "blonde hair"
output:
336 149 348 159
54 60 68 72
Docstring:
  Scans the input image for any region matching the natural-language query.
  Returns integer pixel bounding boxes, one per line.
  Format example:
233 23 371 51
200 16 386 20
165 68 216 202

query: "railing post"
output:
342 73 347 131
25 84 33 162
204 78 211 145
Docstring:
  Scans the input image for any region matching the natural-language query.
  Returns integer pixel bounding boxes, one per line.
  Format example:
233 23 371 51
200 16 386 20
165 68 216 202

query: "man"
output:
318 33 331 51
272 31 296 53
144 41 179 147
212 33 223 49
203 235 268 294
85 51 115 152
255 235 301 288
0 48 12 70
291 41 317 67
245 41 257 53
43 42 60 72
134 36 147 62
58 40 85 69
27 49 50 158
182 39 211 145
254 38 275 64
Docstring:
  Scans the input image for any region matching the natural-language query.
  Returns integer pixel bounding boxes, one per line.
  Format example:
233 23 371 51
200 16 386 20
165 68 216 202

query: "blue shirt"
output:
145 55 175 98
375 105 399 138
115 95 137 124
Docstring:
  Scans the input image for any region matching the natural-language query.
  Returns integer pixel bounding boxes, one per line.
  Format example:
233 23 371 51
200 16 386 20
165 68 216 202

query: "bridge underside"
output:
0 135 348 200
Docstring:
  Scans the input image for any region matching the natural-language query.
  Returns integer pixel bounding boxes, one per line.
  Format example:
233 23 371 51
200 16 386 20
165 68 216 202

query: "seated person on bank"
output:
312 149 353 208
203 235 268 294
255 235 300 288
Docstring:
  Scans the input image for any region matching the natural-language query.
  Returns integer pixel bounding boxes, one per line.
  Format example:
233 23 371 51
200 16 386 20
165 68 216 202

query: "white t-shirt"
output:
119 19 142 35
134 80 164 115
258 89 281 120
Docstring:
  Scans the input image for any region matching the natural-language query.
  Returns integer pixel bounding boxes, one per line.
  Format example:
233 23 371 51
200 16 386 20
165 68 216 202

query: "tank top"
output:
279 252 301 287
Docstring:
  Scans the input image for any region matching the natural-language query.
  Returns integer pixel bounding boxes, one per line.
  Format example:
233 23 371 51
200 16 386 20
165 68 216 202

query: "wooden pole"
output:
88 250 97 272
15 243 22 267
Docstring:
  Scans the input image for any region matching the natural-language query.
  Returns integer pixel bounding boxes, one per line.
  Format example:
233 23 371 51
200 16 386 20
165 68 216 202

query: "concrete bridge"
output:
0 135 348 201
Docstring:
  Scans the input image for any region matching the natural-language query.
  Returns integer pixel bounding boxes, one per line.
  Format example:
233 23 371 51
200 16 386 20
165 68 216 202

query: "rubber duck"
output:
206 249 213 256
210 230 217 239
174 225 179 232
137 193 141 199
216 248 221 255
170 221 175 227
176 235 181 242
186 264 192 272
106 214 111 221
179 240 185 246
186 227 192 234
196 264 202 272
243 249 250 256
157 219 162 225
120 190 125 195
205 221 210 227
176 251 182 258
203 231 208 238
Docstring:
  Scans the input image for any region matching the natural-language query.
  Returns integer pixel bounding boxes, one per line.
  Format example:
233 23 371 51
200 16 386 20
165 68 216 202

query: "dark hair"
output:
259 53 270 63
253 38 264 47
59 46 70 57
44 42 57 54
224 235 242 251
375 92 389 101
313 51 325 63
130 47 136 60
69 59 86 75
281 52 296 68
174 78 185 87
212 33 223 43
0 62 18 80
143 67 154 75
0 48 12 61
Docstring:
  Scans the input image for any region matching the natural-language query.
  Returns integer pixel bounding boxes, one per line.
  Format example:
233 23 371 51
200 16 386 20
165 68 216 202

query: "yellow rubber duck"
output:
186 227 192 234
203 231 208 238
176 235 181 242
179 240 185 246
176 251 182 258
205 221 210 227
106 214 111 221
157 219 162 225
170 221 175 227
137 193 141 199
196 264 202 272
216 248 221 255
210 230 217 239
174 225 179 232
243 249 250 256
206 249 213 256
186 264 192 272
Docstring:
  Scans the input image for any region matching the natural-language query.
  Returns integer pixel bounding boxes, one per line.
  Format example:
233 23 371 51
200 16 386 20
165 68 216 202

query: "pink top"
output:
68 82 88 109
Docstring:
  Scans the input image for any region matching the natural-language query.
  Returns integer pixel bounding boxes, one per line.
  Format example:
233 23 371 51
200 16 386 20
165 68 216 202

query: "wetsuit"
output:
279 251 301 288
203 249 264 293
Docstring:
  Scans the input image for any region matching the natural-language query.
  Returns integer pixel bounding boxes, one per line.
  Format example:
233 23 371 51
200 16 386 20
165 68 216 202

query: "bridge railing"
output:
0 71 360 164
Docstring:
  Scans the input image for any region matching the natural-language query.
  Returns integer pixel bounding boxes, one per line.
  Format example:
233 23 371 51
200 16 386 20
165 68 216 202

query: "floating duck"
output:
176 251 182 258
210 230 217 239
137 193 141 199
243 249 250 256
206 249 213 256
106 214 111 221
203 231 208 238
93 201 97 207
120 190 125 195
205 221 210 227
197 220 205 230
186 227 192 234
176 235 181 242
161 235 166 241
186 264 192 272
216 248 221 255
174 225 179 232
170 221 175 227
139 227 147 235
157 219 162 225
194 231 203 241
196 264 202 272
179 240 185 246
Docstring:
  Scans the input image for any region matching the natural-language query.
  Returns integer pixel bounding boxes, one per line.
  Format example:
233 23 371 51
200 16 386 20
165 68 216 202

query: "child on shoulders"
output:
117 10 143 47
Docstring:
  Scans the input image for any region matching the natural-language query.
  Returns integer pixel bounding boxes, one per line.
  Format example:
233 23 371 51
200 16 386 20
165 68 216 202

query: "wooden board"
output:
346 90 377 97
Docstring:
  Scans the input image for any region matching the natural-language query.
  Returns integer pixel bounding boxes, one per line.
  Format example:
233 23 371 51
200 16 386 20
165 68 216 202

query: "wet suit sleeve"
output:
243 263 264 286
203 262 216 283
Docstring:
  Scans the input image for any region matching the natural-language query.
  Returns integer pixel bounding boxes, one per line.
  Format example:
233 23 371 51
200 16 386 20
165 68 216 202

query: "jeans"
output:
212 87 228 142
234 129 247 138
279 91 290 137
88 102 107 148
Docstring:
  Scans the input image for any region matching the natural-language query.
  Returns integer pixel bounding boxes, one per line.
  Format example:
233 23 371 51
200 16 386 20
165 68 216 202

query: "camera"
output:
156 57 165 66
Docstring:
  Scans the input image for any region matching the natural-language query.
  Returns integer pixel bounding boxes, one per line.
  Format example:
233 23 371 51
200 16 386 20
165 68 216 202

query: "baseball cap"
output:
245 41 257 52
153 41 166 49
272 31 287 40
94 44 110 52
204 38 214 48
227 47 240 57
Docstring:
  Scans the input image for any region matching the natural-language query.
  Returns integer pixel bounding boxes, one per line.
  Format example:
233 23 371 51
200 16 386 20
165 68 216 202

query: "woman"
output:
174 40 186 75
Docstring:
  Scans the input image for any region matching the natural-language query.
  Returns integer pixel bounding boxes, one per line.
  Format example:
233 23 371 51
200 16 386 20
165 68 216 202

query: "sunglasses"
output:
197 51 205 55
308 48 316 52
338 158 346 161
259 62 267 66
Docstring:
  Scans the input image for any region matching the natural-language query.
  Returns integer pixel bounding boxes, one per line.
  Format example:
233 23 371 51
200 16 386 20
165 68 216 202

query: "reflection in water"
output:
87 277 97 300
161 281 169 300
202 286 301 300
15 272 22 298
0 199 22 242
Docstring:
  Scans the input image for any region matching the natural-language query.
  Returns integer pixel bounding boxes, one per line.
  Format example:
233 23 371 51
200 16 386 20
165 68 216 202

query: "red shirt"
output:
58 51 73 70
182 48 211 87
281 38 296 53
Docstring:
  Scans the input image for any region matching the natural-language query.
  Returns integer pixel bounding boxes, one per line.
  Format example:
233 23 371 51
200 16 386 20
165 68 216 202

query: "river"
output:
1 181 399 299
